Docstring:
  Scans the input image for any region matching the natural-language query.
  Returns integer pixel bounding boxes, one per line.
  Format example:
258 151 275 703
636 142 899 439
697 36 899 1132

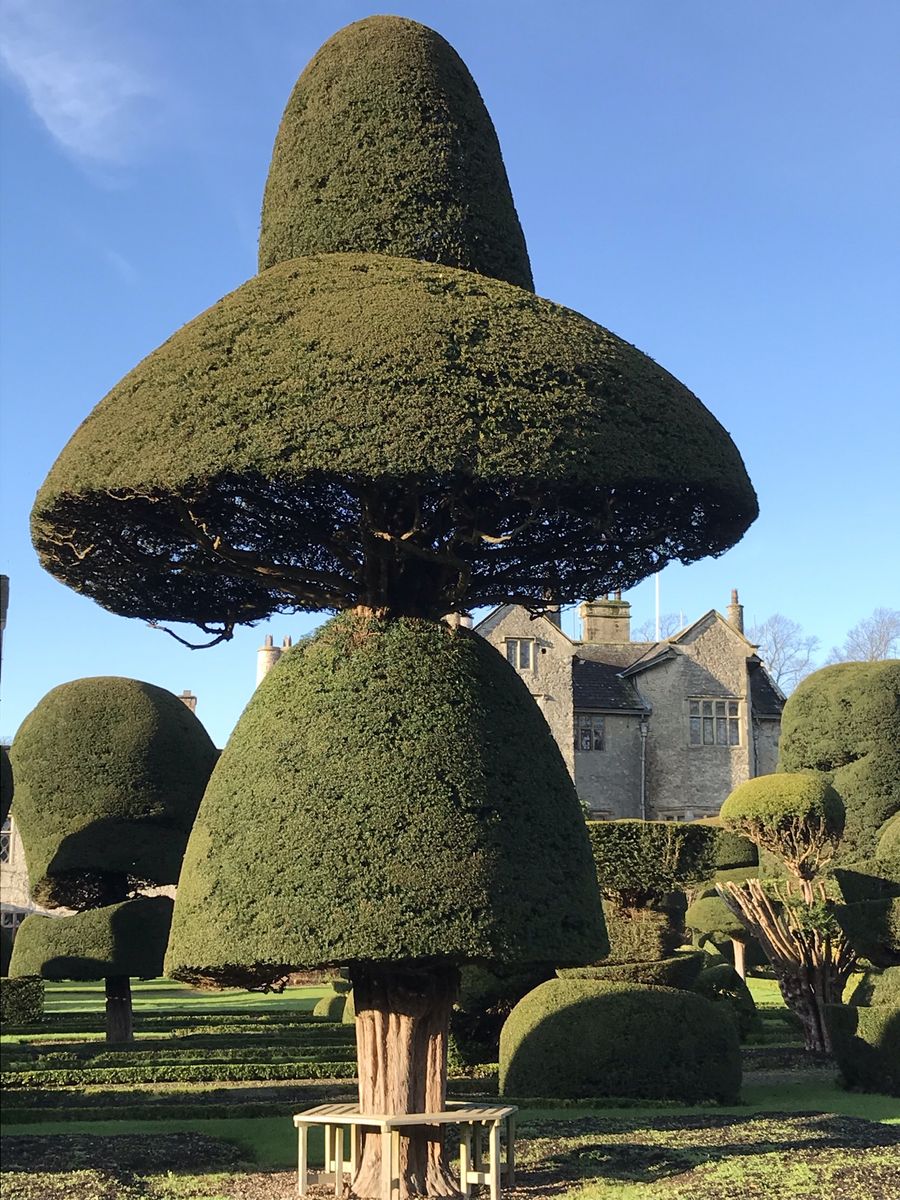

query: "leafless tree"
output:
747 613 819 692
826 607 900 663
633 612 684 641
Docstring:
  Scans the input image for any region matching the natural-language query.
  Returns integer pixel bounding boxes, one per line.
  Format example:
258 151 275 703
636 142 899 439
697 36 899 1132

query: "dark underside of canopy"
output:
34 470 755 636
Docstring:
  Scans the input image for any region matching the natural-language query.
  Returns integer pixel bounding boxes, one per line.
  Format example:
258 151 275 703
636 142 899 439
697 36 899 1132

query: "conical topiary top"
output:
166 614 606 985
258 15 533 289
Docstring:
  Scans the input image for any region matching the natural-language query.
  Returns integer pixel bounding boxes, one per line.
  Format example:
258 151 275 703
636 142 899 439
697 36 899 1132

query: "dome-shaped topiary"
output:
9 897 173 981
876 813 900 884
259 16 532 289
720 771 844 880
778 661 900 866
685 895 746 942
167 613 606 985
33 253 757 631
10 678 218 898
499 977 741 1102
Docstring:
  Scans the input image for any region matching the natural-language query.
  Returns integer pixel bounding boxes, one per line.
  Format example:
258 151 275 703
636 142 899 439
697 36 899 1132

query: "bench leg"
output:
489 1121 501 1200
459 1123 472 1198
381 1127 393 1200
334 1125 344 1196
297 1124 308 1196
506 1114 516 1188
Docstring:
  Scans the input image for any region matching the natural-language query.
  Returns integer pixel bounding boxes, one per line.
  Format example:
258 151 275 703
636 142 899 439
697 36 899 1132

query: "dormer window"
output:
689 699 740 746
505 638 534 671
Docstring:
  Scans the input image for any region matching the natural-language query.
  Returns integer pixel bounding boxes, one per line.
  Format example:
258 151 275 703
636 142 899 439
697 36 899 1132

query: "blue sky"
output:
1 1 898 747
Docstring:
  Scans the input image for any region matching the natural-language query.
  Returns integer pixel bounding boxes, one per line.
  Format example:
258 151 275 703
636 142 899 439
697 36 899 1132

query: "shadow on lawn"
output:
0 1132 243 1177
517 1111 900 1187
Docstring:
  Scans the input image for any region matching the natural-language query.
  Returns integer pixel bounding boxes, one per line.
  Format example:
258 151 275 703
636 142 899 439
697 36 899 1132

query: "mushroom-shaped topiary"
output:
10 678 217 1040
778 661 900 866
31 16 757 639
719 771 844 886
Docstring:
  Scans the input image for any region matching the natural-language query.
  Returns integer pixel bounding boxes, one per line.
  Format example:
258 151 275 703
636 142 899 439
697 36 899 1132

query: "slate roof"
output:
749 660 786 717
572 656 647 712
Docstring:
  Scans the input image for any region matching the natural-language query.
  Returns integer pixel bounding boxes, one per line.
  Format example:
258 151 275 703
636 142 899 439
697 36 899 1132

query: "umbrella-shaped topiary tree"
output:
8 677 217 1040
29 15 757 1195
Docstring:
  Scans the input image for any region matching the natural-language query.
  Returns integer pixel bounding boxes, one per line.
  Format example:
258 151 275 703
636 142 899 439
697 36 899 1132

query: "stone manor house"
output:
1 589 784 930
475 591 784 821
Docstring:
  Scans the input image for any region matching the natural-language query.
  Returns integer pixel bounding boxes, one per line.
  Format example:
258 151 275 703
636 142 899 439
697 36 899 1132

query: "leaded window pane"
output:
519 641 532 669
505 641 517 665
729 720 740 745
690 717 701 744
716 718 728 744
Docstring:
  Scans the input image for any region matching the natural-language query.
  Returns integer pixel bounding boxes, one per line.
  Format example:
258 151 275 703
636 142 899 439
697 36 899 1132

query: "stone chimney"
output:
443 613 474 629
178 689 197 713
727 588 744 634
256 633 282 685
579 593 631 643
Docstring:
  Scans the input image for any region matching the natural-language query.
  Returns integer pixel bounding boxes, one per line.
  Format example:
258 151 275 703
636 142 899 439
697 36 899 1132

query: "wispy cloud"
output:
0 0 157 164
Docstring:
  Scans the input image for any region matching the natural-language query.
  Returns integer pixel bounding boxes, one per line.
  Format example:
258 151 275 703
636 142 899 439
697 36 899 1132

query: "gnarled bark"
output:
350 963 461 1199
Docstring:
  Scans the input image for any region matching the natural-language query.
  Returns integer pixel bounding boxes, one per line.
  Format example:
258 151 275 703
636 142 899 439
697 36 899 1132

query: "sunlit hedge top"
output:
33 253 757 630
166 614 606 985
720 771 844 880
778 661 900 865
10 678 218 895
258 16 532 288
10 896 172 982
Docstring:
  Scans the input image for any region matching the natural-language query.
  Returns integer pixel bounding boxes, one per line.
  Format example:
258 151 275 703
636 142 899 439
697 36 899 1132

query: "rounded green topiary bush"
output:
313 992 347 1021
10 678 218 896
778 661 900 866
693 962 759 1040
9 897 173 981
557 952 706 990
720 772 844 879
834 898 900 968
259 16 532 289
342 989 356 1025
499 978 741 1102
587 820 718 907
876 814 900 884
827 1004 900 1096
167 614 606 985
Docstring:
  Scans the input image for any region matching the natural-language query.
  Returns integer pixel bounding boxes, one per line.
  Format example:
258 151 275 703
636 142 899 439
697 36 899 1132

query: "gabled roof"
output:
572 657 647 713
749 658 786 717
473 604 576 643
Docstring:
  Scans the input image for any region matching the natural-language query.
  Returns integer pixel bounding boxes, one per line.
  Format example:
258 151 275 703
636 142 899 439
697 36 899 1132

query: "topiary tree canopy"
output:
587 819 718 908
777 661 900 866
166 613 605 984
10 678 216 1041
31 15 757 639
719 771 844 883
10 678 218 901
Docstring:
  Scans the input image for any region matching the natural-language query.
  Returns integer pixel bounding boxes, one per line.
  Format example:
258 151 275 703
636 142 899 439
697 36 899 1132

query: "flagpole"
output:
655 571 660 641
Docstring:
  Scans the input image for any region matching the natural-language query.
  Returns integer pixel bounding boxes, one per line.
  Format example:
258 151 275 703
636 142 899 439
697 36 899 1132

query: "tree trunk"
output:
349 963 461 1199
731 938 747 981
105 974 133 1043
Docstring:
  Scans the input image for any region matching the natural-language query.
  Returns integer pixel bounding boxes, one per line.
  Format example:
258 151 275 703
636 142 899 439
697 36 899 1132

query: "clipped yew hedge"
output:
587 821 718 906
0 977 44 1025
259 16 532 288
827 1004 900 1096
499 978 740 1103
10 678 217 893
778 661 900 866
557 952 705 990
10 897 173 981
168 615 605 985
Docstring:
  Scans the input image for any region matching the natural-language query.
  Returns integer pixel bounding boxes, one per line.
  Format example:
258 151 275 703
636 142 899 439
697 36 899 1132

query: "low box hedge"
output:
0 977 45 1025
2 1059 357 1087
557 953 705 990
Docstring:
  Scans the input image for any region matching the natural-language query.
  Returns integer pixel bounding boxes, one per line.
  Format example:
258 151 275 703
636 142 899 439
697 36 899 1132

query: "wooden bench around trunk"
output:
292 1101 518 1200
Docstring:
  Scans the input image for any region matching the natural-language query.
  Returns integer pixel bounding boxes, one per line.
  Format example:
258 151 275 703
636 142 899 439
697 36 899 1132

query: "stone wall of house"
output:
574 713 643 818
752 718 781 777
0 820 33 915
477 608 576 777
640 618 753 819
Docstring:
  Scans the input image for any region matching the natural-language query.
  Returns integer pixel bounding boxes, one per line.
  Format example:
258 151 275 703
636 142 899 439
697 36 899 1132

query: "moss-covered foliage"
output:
167 614 606 984
499 978 741 1102
10 678 217 897
778 661 900 865
719 771 844 879
10 897 173 981
1 743 12 823
259 16 532 288
827 1004 900 1096
34 252 757 629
